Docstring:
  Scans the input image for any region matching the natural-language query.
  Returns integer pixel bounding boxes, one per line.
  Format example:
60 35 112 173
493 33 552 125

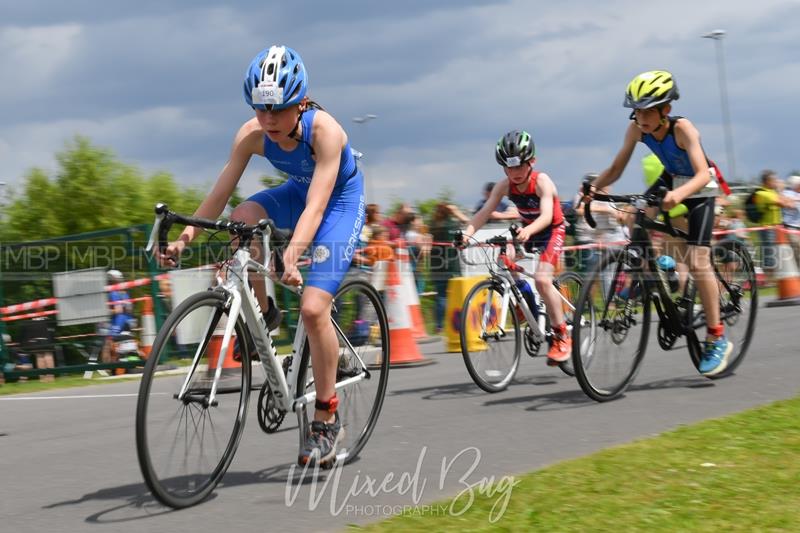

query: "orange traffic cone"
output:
139 296 157 358
207 332 241 372
395 241 437 343
766 226 800 307
370 259 391 291
385 255 434 367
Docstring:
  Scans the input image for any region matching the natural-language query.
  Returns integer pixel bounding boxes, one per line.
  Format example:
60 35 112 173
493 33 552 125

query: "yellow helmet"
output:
624 70 680 109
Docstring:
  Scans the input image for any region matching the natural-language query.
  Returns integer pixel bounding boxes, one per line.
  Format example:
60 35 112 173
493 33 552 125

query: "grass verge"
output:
0 374 142 395
355 395 800 532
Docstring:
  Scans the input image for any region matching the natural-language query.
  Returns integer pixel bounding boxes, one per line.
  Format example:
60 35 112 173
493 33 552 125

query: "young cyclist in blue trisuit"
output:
462 130 572 365
159 45 365 466
587 70 732 376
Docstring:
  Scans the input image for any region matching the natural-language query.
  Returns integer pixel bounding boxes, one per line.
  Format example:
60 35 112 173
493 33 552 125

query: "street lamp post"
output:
702 29 737 182
352 114 378 201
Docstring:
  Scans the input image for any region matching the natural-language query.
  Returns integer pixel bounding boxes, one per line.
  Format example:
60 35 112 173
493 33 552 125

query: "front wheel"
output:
136 290 252 509
460 278 521 393
571 249 650 402
295 279 390 464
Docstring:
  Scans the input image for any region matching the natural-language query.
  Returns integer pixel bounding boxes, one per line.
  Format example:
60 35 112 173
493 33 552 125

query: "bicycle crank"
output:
524 325 544 357
657 322 681 350
257 381 286 434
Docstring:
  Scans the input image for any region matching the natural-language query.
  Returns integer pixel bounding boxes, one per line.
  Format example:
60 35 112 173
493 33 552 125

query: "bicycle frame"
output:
468 237 575 343
149 212 370 451
593 196 698 343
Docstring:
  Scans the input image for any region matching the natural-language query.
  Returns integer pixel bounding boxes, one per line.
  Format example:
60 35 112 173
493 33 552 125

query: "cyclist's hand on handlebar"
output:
453 230 466 249
661 190 683 211
281 250 304 287
514 224 534 243
581 177 597 202
157 240 186 268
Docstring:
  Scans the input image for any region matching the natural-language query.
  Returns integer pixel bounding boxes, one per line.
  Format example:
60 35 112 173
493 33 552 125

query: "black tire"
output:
571 249 650 402
554 271 584 377
460 278 521 393
136 290 252 508
295 279 389 464
686 239 758 377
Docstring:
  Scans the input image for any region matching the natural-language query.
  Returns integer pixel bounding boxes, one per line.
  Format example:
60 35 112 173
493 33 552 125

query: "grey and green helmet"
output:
495 130 535 167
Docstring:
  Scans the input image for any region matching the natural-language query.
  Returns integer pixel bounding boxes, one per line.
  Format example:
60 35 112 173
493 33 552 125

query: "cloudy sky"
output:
1 0 798 209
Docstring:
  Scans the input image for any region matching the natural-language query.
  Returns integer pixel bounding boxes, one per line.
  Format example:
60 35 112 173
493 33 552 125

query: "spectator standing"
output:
429 202 470 333
781 175 800 269
405 214 432 294
383 203 413 241
355 225 394 267
108 270 133 335
716 206 747 278
101 269 133 364
754 170 795 274
360 203 382 246
572 181 627 274
474 181 519 220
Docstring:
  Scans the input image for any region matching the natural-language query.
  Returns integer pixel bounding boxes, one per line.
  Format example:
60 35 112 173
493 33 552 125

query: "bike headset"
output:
243 45 326 157
624 70 680 134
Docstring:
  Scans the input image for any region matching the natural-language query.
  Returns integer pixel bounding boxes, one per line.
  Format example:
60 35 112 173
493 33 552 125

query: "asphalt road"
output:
1 301 798 532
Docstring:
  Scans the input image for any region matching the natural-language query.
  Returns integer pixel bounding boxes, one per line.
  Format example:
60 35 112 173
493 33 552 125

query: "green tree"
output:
2 168 61 241
0 136 206 241
144 171 203 216
52 136 119 235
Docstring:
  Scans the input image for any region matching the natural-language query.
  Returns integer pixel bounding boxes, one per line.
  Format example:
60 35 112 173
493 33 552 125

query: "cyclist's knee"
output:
300 289 333 328
533 271 553 291
230 201 267 224
687 245 712 271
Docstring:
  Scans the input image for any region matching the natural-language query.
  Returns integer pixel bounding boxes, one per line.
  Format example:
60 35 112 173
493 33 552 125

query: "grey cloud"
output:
1 0 799 210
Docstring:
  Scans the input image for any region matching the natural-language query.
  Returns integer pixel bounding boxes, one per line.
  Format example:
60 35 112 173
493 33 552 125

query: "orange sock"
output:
707 323 724 339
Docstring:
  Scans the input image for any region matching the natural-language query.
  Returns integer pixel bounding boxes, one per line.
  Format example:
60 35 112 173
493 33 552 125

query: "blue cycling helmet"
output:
243 45 308 111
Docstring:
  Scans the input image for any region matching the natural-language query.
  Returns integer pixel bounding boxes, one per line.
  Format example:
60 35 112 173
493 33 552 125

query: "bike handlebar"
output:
581 179 676 236
146 203 293 256
455 224 540 267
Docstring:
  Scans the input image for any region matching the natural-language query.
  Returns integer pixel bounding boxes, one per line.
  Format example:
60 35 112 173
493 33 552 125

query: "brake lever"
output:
452 230 464 248
146 203 169 254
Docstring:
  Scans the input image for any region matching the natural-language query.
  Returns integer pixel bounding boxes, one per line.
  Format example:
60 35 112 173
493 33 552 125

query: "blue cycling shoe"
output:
699 336 733 376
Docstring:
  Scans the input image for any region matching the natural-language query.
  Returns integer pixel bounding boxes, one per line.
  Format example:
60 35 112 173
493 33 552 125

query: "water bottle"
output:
515 279 538 320
656 255 679 292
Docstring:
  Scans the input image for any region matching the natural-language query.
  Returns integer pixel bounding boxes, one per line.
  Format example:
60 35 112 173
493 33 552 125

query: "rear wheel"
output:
686 239 758 376
460 278 521 392
295 279 390 464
